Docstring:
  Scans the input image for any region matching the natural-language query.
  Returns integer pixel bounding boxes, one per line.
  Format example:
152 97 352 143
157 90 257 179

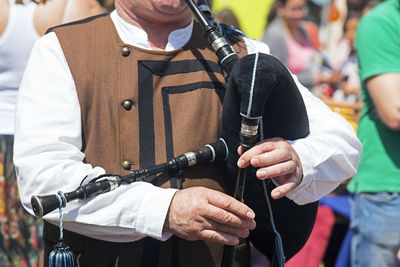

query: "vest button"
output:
122 100 133 110
121 46 131 57
122 160 132 170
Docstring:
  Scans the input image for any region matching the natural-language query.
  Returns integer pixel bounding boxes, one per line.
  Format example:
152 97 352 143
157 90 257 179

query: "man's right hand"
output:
163 187 256 246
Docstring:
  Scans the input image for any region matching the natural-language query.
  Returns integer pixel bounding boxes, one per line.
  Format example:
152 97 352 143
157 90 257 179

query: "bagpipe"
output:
185 1 318 266
31 1 318 266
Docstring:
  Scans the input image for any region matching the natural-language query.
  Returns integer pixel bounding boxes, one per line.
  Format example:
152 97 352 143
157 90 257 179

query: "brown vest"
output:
49 14 249 267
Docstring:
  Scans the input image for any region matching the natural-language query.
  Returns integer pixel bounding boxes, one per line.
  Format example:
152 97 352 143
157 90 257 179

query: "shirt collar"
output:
110 10 193 51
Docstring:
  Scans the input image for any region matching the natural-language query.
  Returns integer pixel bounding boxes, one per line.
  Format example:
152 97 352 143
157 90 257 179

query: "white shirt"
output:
14 10 362 243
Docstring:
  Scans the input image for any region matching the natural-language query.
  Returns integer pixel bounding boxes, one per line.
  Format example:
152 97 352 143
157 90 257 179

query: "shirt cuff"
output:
135 185 178 241
284 139 317 204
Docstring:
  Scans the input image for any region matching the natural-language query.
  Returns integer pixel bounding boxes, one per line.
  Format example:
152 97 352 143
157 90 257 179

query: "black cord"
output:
262 180 285 267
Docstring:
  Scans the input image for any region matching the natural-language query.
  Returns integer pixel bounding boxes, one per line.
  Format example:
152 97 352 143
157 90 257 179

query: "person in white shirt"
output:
0 0 112 266
14 0 361 266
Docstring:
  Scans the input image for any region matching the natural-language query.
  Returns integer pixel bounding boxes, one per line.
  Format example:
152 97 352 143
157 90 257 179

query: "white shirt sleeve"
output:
244 37 362 205
14 32 177 242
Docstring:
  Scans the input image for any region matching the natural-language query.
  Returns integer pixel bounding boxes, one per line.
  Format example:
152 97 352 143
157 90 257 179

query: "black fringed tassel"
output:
271 231 285 267
49 192 77 267
49 242 77 267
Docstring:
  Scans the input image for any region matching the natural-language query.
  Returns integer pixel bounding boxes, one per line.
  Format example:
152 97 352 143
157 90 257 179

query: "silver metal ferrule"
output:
205 144 216 162
97 176 119 191
57 191 67 207
107 177 119 191
220 52 237 64
32 196 44 218
211 37 229 52
184 152 197 166
241 124 259 137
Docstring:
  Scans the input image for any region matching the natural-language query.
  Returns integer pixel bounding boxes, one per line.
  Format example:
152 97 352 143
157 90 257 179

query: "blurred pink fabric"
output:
285 205 335 267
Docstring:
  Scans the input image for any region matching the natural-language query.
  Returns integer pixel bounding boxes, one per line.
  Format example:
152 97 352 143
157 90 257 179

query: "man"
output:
0 0 112 266
14 0 361 266
347 0 400 266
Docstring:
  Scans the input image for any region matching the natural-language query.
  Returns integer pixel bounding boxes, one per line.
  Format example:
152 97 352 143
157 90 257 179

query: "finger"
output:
237 145 242 156
204 204 256 230
207 191 255 220
249 147 292 168
199 230 240 246
237 139 284 168
205 219 251 239
256 160 297 180
270 179 298 199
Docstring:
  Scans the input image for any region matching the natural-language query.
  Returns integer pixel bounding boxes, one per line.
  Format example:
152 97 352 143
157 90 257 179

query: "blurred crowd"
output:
214 0 370 109
1 0 399 266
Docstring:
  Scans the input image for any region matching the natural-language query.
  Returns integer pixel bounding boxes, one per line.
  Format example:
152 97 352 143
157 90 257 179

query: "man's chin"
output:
154 0 188 10
153 4 190 18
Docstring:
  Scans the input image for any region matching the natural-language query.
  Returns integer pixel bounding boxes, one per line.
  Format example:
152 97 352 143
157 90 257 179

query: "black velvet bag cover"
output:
220 53 318 261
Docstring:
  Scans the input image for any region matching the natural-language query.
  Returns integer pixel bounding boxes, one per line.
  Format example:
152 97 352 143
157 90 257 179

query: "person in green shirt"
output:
347 0 400 266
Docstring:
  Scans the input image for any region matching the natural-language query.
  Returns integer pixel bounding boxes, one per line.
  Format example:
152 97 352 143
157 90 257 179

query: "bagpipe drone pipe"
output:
185 0 318 265
31 139 230 218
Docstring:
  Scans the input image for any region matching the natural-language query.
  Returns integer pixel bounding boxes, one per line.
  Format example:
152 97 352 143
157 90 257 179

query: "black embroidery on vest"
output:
162 81 225 160
47 12 110 34
138 59 223 169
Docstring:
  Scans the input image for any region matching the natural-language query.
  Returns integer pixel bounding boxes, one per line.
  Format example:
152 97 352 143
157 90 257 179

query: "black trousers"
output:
43 221 145 267
43 221 250 267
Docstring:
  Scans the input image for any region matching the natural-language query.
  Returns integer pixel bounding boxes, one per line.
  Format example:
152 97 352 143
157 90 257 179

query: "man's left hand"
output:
237 137 303 199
